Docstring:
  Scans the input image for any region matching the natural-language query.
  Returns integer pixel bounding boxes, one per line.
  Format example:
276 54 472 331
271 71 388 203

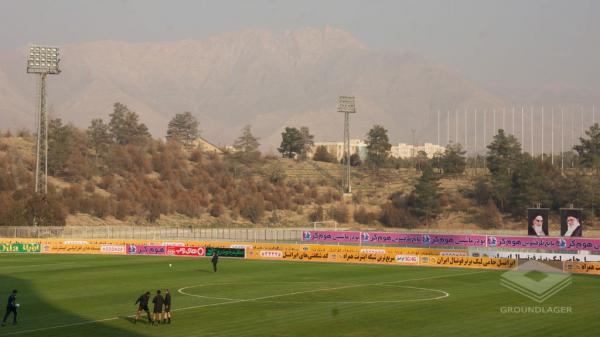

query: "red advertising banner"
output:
166 246 205 257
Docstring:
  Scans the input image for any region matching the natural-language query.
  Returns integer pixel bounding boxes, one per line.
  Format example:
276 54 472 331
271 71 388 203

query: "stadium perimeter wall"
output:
0 238 517 270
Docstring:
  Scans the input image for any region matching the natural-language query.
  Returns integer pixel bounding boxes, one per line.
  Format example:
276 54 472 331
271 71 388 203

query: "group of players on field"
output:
135 289 172 325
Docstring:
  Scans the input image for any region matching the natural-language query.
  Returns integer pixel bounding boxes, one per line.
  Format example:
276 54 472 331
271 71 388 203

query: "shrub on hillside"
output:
380 202 416 228
332 203 349 224
353 206 378 225
309 205 324 222
240 196 265 223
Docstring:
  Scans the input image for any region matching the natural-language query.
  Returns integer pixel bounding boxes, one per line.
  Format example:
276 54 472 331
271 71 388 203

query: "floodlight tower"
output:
27 45 61 195
338 96 355 194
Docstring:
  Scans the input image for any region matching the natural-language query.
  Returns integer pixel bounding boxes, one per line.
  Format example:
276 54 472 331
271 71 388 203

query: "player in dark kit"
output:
163 289 171 324
152 290 165 325
1 290 18 326
211 251 219 272
134 291 152 324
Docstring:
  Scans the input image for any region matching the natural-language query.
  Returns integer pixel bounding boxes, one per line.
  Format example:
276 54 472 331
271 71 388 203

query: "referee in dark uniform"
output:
211 251 219 272
152 290 164 325
134 291 151 324
163 289 171 324
1 290 18 326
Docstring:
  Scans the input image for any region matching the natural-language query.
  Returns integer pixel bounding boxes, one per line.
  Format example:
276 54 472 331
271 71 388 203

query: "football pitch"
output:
0 254 598 337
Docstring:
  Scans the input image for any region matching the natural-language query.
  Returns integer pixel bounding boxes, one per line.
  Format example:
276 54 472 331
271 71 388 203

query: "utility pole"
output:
412 128 416 170
521 106 525 153
512 106 515 135
551 107 554 165
492 109 496 135
464 108 468 151
447 109 450 146
437 109 440 148
541 106 544 160
530 106 534 155
561 107 564 174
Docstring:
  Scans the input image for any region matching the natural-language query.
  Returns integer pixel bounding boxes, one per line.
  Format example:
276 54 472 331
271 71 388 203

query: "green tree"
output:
408 165 441 222
108 102 150 145
507 155 552 217
366 125 391 170
441 142 466 174
574 123 600 172
486 129 522 210
313 145 335 162
166 111 200 149
278 127 303 158
233 125 261 162
87 118 112 167
415 150 430 171
48 119 89 179
349 153 361 167
486 129 522 176
299 127 314 160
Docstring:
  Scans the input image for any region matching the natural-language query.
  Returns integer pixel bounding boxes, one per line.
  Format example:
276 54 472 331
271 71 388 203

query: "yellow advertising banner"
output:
419 255 516 269
41 243 126 255
0 238 480 267
563 261 600 275
243 243 460 265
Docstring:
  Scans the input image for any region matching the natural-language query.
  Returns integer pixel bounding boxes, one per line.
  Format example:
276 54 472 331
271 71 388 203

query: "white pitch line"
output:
0 270 484 336
0 317 117 336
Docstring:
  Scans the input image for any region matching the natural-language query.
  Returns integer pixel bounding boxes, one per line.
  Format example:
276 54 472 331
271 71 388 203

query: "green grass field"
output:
0 254 598 337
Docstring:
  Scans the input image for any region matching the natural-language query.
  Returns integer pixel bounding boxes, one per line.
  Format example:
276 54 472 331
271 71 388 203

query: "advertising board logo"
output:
488 236 498 247
361 232 370 242
395 255 418 264
101 245 125 253
559 239 567 249
231 244 253 250
440 251 468 256
500 260 571 303
303 231 312 240
360 249 385 254
127 245 137 254
259 250 283 258
64 241 88 245
422 234 431 245
161 242 185 246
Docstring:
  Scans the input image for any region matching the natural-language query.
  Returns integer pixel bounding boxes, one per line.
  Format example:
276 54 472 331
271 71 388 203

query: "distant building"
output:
193 137 224 154
391 142 444 159
309 139 367 161
310 139 444 161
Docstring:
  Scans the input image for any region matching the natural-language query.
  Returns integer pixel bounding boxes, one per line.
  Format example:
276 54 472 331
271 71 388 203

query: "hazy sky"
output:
1 0 599 91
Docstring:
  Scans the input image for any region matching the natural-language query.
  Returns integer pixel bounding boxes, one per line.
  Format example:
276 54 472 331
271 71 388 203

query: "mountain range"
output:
0 27 510 149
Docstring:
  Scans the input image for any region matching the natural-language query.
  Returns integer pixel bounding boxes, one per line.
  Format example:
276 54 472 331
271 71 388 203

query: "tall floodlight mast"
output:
27 45 61 195
338 96 355 194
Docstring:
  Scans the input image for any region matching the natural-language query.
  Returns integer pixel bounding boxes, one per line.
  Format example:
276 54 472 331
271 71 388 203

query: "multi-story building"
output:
391 142 445 159
309 139 368 161
310 140 444 161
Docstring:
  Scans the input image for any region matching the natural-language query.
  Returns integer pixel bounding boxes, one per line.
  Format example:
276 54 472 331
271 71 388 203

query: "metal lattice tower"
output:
27 45 61 195
35 73 49 194
338 96 355 194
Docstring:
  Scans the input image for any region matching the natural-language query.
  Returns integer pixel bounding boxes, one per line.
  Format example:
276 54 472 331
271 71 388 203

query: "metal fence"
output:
2 226 598 244
0 226 306 243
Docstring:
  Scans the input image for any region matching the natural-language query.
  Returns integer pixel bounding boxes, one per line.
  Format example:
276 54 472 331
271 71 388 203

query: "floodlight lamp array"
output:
27 45 60 74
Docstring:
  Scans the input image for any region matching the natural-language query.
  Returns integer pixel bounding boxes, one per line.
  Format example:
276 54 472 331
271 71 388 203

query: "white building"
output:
310 139 368 161
390 143 445 159
310 140 444 161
